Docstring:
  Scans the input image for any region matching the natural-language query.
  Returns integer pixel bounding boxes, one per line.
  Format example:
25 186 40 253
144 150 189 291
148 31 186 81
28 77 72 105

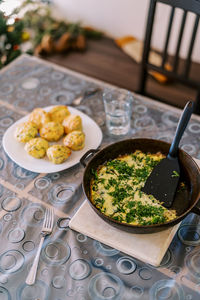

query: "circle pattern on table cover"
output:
21 77 40 90
188 122 200 133
0 250 24 274
178 224 200 246
77 233 87 242
0 286 11 300
52 275 65 289
88 272 124 300
0 83 13 95
130 286 144 298
48 183 76 205
41 239 71 265
14 99 35 110
34 177 51 190
139 267 153 280
39 86 52 96
0 107 12 117
12 166 37 179
134 104 148 114
0 276 8 284
50 90 74 105
0 117 14 127
21 203 44 227
68 259 91 280
181 144 196 155
17 280 49 300
51 71 65 80
149 279 185 300
49 172 60 180
134 116 155 130
94 258 104 267
3 213 12 222
159 249 173 267
1 196 21 212
57 218 71 229
8 227 25 243
15 182 25 190
161 111 179 127
62 76 87 91
93 241 120 256
116 256 137 275
16 90 26 98
22 241 35 252
1 54 200 300
185 250 200 278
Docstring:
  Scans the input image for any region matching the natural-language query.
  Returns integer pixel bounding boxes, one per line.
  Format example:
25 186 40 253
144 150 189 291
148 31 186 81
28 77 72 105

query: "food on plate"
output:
28 108 50 129
63 114 82 134
24 137 49 158
47 145 71 164
49 105 70 123
14 121 38 143
90 150 177 226
63 130 85 150
39 121 64 142
13 105 87 165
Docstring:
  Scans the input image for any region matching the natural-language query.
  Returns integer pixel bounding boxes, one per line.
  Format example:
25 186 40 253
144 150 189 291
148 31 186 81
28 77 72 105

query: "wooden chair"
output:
138 0 200 114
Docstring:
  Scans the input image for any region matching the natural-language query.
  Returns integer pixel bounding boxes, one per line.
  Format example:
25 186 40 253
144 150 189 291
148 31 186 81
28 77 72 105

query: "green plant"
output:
0 10 24 68
0 0 103 68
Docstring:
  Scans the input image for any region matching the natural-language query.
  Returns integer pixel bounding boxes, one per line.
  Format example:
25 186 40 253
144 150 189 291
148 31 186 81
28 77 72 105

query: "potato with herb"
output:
25 137 49 158
63 130 85 150
14 121 38 143
49 105 70 123
47 145 71 164
39 121 64 142
28 108 50 129
63 114 82 134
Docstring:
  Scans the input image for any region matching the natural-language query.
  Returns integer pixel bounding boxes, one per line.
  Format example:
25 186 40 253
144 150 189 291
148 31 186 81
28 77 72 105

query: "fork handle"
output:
25 236 45 285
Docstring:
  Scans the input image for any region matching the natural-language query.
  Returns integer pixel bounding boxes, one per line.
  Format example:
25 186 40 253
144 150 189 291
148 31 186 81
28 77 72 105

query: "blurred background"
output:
1 0 200 109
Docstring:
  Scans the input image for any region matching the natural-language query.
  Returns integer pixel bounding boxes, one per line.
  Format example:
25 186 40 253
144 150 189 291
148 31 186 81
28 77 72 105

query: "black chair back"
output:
139 0 200 114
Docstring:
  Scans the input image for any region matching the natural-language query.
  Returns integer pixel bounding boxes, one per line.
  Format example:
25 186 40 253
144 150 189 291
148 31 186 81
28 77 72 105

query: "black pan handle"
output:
191 199 200 216
80 149 99 168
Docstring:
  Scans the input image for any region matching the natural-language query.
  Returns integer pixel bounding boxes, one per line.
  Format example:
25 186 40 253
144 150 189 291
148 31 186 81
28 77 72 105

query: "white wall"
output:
53 0 200 63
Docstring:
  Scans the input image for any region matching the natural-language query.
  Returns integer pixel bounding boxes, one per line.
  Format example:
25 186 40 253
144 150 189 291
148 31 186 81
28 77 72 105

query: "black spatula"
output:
142 101 193 208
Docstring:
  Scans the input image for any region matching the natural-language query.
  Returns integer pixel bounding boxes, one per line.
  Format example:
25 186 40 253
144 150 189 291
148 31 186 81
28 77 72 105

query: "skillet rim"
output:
83 138 200 230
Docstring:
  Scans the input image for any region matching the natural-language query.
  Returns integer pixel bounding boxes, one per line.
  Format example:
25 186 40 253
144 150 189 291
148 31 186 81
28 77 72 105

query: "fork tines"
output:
43 207 54 232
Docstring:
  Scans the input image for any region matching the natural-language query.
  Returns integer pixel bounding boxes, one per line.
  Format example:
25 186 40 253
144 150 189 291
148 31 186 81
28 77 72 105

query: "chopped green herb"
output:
172 170 179 177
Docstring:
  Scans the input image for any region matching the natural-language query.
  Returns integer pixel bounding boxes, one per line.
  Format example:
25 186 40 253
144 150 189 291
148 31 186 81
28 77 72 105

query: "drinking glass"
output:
103 89 133 136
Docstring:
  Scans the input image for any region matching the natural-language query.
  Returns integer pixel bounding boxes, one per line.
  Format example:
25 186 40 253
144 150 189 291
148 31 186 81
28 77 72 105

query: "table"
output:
0 54 200 299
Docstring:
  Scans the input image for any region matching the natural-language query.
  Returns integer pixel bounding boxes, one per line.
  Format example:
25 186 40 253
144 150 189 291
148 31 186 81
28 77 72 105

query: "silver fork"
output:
72 87 101 106
26 207 54 285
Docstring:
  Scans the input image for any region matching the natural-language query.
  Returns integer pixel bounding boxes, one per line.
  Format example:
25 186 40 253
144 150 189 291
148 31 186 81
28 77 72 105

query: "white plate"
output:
2 106 103 173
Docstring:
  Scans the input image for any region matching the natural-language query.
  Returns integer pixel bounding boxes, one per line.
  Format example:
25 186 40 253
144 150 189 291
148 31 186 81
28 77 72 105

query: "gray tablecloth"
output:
0 54 200 299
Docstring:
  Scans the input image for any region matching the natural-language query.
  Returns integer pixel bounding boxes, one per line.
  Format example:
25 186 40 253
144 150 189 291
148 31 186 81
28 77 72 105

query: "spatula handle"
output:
168 101 193 158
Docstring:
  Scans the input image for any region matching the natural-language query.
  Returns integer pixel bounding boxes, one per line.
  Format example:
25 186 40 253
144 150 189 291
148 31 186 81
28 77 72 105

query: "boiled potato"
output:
39 122 64 142
28 108 50 129
63 130 85 151
14 121 38 143
47 145 71 164
63 114 82 134
49 105 70 123
24 137 49 158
